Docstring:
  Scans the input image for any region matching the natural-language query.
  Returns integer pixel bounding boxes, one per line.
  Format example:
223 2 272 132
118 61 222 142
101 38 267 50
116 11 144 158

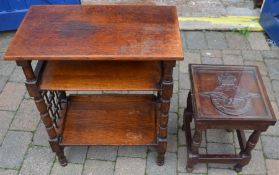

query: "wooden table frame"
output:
6 5 183 166
182 64 277 172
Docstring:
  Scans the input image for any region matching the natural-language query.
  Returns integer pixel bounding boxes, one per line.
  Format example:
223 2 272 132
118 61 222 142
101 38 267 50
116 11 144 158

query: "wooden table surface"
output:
5 5 183 61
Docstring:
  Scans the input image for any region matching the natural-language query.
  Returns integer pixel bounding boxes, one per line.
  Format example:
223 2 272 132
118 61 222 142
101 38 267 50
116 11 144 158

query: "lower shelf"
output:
60 94 158 145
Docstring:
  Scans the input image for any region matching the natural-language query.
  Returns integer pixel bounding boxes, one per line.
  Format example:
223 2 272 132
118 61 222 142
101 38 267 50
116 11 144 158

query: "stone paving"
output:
82 0 260 17
0 30 278 175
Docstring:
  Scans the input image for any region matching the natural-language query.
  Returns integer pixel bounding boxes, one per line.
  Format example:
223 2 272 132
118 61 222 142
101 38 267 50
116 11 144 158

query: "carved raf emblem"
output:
201 73 259 116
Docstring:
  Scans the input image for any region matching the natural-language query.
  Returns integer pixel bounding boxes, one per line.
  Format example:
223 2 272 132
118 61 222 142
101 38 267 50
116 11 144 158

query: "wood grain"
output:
61 94 157 145
5 5 183 61
39 60 162 91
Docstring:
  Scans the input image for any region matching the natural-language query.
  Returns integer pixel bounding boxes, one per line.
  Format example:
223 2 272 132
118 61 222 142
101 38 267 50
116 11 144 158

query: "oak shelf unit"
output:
5 5 183 166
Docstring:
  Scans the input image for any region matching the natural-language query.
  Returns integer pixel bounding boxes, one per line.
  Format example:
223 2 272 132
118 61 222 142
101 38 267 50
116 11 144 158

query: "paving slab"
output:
0 82 25 111
208 168 237 175
0 131 32 169
169 113 178 134
261 136 279 159
82 160 114 175
240 150 266 175
205 32 227 49
266 159 279 175
32 122 49 147
114 157 146 175
0 169 17 175
19 146 55 175
184 32 208 50
206 129 234 144
50 162 83 175
64 146 88 164
0 76 8 92
0 111 14 144
87 146 118 161
247 32 270 50
177 146 207 174
265 59 279 80
146 152 177 175
226 32 250 50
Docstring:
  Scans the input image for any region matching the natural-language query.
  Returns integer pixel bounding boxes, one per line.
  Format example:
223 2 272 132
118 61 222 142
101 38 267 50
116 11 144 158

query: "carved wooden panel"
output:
190 64 276 120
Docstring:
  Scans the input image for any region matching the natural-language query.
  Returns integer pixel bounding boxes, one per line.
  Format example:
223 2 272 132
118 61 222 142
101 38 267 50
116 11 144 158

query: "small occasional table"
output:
183 64 276 172
4 5 183 166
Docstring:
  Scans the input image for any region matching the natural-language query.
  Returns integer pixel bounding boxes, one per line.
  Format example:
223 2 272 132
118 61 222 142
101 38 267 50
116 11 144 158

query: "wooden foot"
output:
234 164 242 172
57 152 68 166
156 154 165 166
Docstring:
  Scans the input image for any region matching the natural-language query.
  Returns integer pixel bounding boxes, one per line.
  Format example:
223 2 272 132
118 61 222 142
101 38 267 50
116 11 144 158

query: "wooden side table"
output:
4 5 183 166
183 64 276 172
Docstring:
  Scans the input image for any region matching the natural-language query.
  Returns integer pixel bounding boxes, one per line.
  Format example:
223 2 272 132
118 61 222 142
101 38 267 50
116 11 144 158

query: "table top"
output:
5 5 183 61
190 64 276 122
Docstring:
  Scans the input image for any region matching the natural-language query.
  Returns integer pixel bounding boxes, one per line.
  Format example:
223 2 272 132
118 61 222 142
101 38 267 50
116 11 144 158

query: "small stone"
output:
247 32 270 50
265 59 279 80
87 146 118 161
118 146 147 158
115 157 146 175
240 150 266 174
266 159 279 175
64 146 87 164
185 32 207 49
19 146 55 175
177 146 207 173
0 111 14 144
226 32 250 50
201 50 222 58
0 75 8 92
167 134 177 153
0 82 26 111
201 56 223 64
208 168 237 175
0 131 32 169
146 152 177 175
0 61 15 76
206 129 234 144
205 32 227 49
242 50 263 61
0 169 17 175
223 54 243 65
82 160 114 175
244 61 267 75
50 162 83 175
261 136 279 159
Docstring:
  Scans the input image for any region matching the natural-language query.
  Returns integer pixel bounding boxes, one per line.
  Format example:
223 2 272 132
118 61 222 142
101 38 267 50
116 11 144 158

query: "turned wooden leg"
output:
234 130 261 172
157 61 175 166
187 129 202 172
17 61 67 166
182 91 192 131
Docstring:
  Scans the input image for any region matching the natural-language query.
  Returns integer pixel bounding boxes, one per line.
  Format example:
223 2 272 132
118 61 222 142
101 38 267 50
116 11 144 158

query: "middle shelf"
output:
38 61 162 91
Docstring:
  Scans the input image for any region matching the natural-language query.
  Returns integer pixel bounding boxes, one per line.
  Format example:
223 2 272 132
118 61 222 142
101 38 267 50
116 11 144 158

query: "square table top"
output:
190 64 276 123
4 5 183 61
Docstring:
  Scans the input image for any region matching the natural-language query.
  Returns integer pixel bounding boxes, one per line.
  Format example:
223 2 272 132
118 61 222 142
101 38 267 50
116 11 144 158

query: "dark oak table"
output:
183 64 276 172
4 5 183 166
